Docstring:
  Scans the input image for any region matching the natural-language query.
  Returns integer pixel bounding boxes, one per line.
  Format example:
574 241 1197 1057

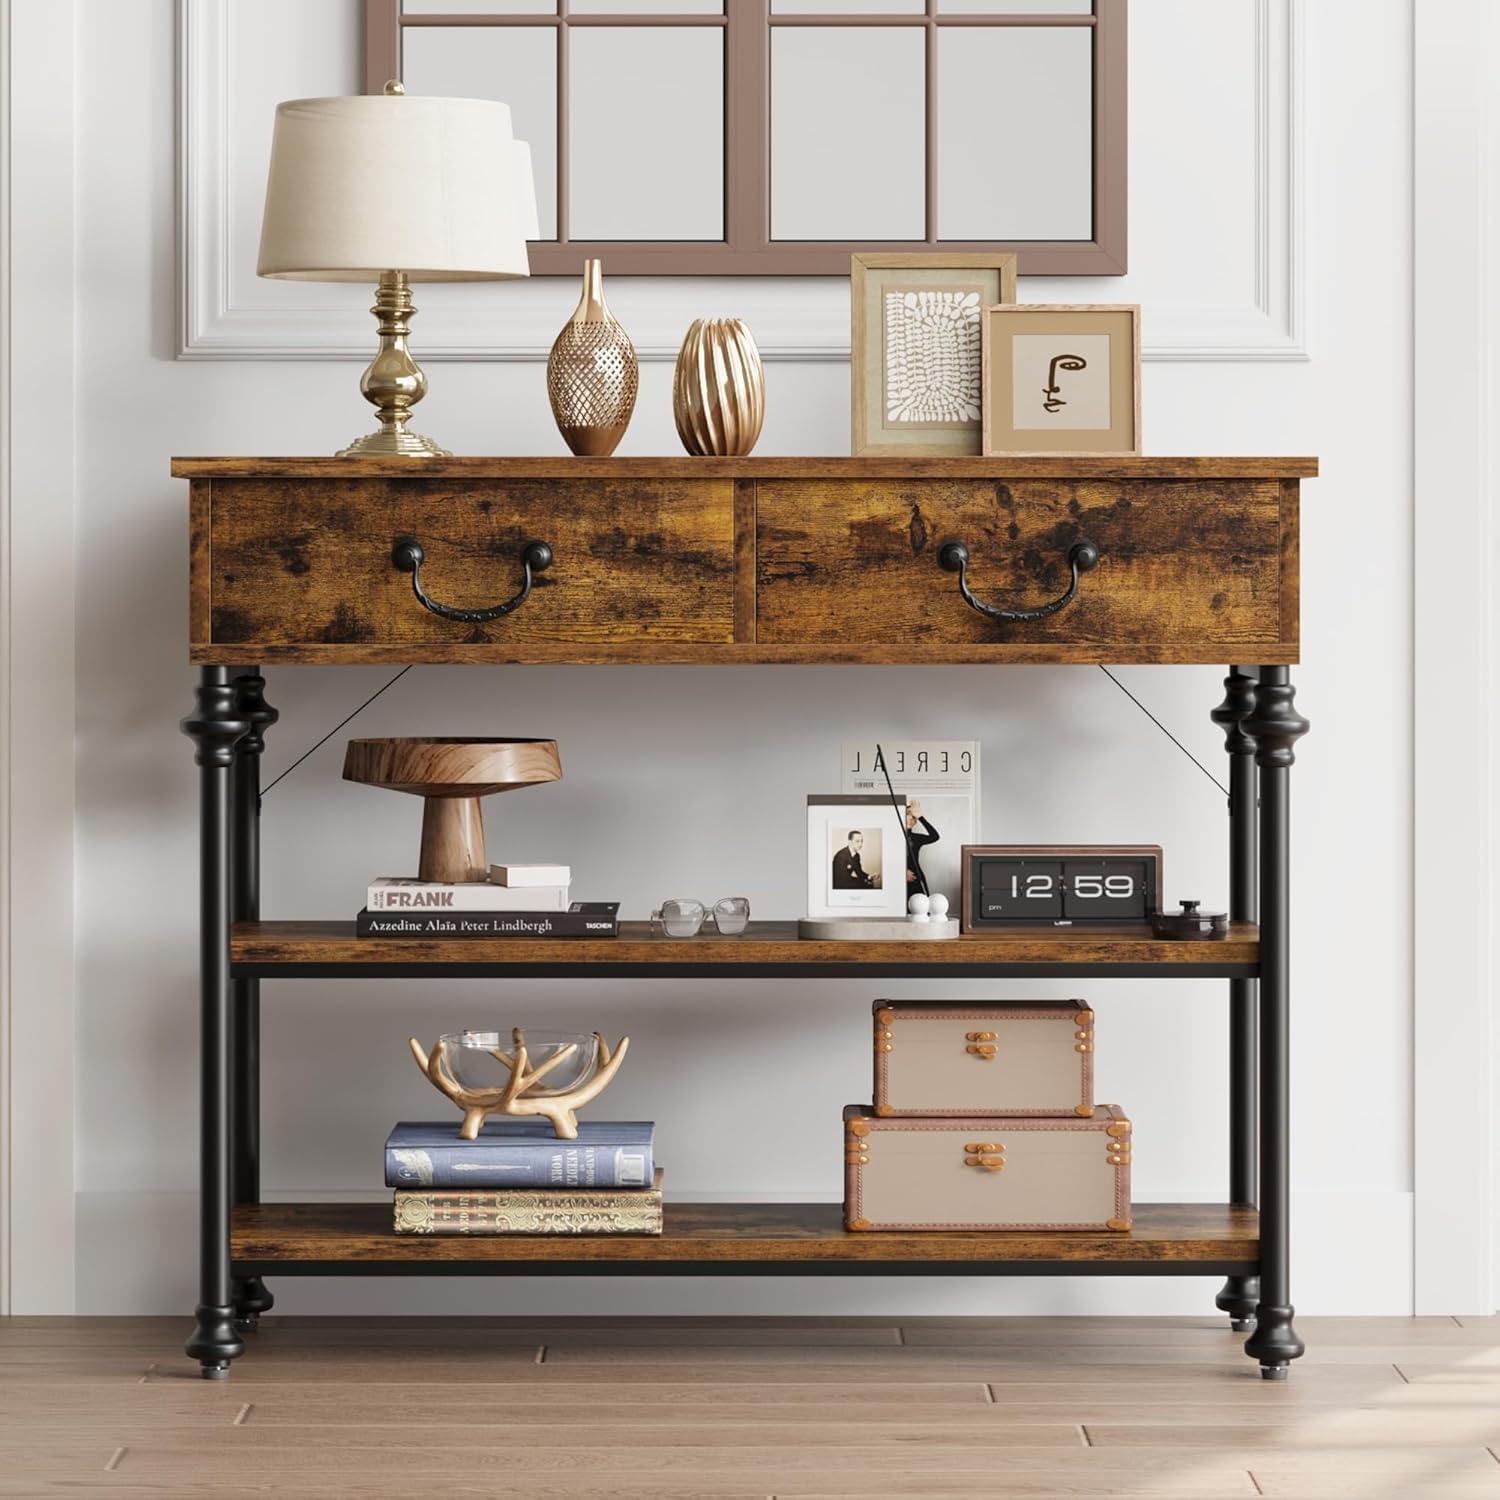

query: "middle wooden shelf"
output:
230 920 1261 981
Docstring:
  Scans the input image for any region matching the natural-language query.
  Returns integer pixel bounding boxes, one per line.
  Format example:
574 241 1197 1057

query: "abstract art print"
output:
851 253 1016 456
882 288 982 427
980 304 1141 457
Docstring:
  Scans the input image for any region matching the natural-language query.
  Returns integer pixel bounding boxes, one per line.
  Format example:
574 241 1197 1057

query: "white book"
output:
367 879 570 913
840 740 981 914
488 863 572 888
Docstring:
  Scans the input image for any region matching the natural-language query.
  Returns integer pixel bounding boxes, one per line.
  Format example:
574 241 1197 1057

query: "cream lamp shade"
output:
256 85 538 457
257 92 535 280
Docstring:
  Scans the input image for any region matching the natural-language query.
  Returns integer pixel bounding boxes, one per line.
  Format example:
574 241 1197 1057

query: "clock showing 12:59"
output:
960 845 1163 931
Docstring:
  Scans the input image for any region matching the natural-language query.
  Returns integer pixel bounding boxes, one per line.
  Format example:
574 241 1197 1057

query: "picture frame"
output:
979 304 1141 458
850 253 1018 457
806 795 909 921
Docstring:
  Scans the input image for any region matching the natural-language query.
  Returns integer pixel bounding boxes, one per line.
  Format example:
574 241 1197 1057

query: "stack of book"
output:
357 863 621 938
386 1119 663 1235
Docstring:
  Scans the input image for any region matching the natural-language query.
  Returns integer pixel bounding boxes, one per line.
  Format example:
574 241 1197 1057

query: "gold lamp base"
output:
338 427 451 459
339 270 451 459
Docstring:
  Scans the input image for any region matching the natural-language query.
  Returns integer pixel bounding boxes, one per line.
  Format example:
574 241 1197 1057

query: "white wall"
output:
61 0 1414 1316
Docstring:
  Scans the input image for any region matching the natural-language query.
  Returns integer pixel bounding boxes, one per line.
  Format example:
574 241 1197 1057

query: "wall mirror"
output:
367 0 1126 275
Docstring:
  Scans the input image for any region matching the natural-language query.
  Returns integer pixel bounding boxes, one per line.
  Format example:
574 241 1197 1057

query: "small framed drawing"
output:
806 795 909 921
980 304 1141 457
851 252 1018 457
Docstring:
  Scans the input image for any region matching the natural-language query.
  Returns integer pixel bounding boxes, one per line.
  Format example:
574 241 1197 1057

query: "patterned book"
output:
385 1120 655 1189
394 1169 664 1235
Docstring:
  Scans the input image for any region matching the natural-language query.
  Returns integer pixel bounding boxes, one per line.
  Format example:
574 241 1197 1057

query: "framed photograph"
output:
851 253 1018 457
980 304 1141 457
806 795 909 921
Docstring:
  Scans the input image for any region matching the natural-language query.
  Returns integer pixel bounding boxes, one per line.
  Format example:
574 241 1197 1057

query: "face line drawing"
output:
1041 352 1088 413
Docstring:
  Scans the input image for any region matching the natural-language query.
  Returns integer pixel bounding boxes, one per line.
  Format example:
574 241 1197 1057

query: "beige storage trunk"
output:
872 1001 1094 1117
843 1104 1132 1232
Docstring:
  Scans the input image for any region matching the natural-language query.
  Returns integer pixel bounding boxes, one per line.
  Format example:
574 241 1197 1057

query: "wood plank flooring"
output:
3 1315 1500 1496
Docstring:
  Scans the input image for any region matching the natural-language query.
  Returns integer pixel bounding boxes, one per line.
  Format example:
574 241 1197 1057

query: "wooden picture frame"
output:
980 304 1141 458
851 253 1018 457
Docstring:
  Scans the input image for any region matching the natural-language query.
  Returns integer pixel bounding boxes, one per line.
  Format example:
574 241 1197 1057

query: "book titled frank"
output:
385 1120 655 1190
367 878 570 913
393 1169 665 1235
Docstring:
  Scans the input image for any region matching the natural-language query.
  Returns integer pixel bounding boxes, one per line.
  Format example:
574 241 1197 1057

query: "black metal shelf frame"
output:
181 663 1307 1380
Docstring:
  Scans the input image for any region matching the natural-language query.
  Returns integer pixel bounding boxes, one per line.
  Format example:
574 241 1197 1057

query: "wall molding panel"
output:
176 0 1308 364
0 0 79 1315
1413 0 1496 1316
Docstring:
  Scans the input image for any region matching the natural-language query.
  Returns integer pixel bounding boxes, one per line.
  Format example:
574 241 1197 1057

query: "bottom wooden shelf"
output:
231 1202 1257 1277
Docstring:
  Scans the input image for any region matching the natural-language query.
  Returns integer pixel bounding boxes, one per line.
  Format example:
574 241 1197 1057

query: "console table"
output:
173 455 1314 1380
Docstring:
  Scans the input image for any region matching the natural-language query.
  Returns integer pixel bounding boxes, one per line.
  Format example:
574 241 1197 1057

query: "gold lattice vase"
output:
546 259 639 457
672 318 765 457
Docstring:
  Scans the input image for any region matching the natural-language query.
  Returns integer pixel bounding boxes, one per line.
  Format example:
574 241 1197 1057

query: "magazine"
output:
840 741 980 912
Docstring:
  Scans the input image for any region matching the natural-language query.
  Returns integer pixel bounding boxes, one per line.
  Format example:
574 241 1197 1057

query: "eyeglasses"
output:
650 897 751 938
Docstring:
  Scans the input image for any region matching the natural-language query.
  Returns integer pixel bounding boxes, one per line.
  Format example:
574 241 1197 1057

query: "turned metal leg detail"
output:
230 670 277 1332
181 668 250 1379
1213 667 1260 1332
1242 665 1308 1379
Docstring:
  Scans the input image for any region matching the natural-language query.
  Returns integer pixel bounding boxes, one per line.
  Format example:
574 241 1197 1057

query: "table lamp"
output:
257 82 539 458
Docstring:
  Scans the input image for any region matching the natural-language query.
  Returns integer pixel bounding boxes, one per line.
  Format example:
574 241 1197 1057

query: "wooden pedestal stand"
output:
342 737 561 884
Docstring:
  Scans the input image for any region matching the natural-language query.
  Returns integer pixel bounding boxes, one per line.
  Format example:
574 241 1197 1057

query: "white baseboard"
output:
76 1189 1414 1319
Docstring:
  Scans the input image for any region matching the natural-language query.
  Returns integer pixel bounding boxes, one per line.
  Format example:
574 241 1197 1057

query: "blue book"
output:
384 1120 654 1190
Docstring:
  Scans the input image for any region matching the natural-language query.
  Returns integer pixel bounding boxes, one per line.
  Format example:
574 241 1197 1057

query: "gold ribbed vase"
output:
546 259 639 457
672 319 765 457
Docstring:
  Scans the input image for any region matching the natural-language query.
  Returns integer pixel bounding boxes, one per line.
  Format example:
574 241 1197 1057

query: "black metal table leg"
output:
231 670 277 1333
1243 664 1308 1379
181 668 249 1379
1213 668 1260 1332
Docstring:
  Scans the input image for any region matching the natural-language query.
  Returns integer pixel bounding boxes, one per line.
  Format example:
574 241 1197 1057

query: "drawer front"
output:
206 478 737 649
844 1110 1130 1232
873 1002 1093 1118
757 478 1289 651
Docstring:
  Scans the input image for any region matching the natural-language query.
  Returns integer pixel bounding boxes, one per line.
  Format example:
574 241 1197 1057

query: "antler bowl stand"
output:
342 737 561 884
409 1028 631 1140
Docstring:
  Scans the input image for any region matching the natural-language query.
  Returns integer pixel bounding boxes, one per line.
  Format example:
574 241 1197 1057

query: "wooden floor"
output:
5 1316 1500 1497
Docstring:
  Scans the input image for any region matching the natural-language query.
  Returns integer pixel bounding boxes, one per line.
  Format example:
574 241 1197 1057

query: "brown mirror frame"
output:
366 0 1126 277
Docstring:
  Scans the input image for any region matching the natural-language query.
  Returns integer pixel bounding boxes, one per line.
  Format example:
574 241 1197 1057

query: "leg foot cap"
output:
1260 1364 1289 1381
1231 1318 1255 1333
184 1302 245 1370
201 1363 230 1381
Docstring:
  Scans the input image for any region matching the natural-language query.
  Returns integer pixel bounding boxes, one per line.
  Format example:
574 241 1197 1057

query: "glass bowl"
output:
438 1029 598 1099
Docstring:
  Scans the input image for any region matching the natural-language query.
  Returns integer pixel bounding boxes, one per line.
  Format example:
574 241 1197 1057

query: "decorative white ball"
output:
928 893 950 919
907 893 931 921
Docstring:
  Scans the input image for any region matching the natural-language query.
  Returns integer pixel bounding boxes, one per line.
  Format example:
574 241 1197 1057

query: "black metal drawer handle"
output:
392 538 554 624
937 538 1100 623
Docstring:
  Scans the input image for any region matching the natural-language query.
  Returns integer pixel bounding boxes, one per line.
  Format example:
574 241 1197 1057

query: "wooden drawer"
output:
756 477 1294 656
199 477 737 654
